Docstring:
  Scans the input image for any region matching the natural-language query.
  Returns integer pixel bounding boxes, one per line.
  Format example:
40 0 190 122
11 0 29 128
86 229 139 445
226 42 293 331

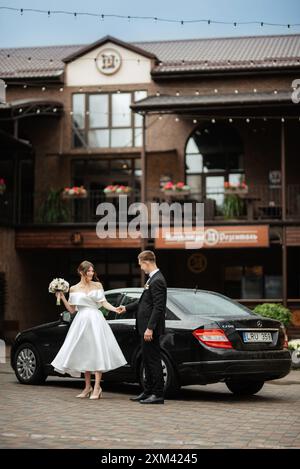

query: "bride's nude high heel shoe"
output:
89 386 103 400
76 386 93 398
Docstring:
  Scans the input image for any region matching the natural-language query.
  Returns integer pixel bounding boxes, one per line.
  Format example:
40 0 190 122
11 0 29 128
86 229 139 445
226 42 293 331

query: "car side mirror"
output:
60 311 72 323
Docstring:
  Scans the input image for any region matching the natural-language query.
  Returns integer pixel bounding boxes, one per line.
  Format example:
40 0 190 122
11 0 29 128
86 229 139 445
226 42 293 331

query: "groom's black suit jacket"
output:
125 270 167 336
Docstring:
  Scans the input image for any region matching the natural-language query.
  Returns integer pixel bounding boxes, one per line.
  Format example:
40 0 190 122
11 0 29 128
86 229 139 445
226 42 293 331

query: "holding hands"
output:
115 305 126 314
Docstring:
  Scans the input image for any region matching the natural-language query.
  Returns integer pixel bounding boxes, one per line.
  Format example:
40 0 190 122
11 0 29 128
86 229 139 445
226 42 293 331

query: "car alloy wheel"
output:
14 343 46 385
142 358 168 388
140 354 179 396
16 348 37 381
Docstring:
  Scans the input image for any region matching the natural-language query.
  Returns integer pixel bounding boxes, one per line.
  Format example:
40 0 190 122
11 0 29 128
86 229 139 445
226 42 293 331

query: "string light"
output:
1 107 298 125
0 7 299 28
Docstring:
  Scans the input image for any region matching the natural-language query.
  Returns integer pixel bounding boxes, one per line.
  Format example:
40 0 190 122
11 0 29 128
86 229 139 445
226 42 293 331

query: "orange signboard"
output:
155 225 269 249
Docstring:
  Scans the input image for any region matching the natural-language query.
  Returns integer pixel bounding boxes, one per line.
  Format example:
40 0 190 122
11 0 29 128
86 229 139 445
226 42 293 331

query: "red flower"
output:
163 182 174 190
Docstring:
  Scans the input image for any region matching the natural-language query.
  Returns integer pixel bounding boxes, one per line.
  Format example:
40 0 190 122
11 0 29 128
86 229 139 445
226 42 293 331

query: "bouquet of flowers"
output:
162 181 190 192
103 185 132 195
62 186 87 198
0 178 6 195
48 278 70 305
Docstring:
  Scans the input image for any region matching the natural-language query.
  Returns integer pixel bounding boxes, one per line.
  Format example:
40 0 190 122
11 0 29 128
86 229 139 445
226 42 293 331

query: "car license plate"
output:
243 332 273 343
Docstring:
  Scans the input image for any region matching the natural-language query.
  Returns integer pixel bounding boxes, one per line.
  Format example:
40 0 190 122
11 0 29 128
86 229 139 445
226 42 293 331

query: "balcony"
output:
1 185 300 227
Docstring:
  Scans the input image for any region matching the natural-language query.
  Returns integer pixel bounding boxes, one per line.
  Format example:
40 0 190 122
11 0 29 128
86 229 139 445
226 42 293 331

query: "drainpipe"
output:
140 112 147 286
281 120 287 307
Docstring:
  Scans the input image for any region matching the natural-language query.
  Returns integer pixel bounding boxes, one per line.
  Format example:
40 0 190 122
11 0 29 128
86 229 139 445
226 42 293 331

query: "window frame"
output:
71 90 147 149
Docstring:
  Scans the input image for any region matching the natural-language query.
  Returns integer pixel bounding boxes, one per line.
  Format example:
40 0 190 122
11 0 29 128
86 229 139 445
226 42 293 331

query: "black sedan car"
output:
11 288 291 396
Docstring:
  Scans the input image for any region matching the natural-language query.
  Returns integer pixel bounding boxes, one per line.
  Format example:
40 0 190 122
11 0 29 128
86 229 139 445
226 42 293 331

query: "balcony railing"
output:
1 185 300 226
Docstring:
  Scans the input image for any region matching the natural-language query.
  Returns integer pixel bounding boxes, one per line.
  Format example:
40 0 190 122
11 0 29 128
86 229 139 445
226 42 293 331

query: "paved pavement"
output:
1 349 300 449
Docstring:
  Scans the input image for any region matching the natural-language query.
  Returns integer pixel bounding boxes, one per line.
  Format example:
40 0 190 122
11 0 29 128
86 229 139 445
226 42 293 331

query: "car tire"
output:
225 379 264 396
139 353 180 397
13 343 47 385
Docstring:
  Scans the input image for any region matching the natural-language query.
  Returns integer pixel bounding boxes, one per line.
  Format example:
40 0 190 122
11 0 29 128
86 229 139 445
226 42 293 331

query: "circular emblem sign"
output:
187 253 207 274
95 48 122 75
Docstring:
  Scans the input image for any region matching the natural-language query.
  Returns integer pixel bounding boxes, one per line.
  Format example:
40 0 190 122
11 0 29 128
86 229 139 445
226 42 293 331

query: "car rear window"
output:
169 291 251 317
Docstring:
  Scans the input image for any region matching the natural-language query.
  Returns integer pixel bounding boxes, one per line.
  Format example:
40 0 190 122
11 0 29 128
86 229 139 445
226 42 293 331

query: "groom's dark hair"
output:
138 250 156 263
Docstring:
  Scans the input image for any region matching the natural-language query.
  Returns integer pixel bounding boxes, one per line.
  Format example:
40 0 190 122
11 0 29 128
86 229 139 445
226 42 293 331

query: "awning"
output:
0 128 32 150
0 98 64 120
131 91 298 117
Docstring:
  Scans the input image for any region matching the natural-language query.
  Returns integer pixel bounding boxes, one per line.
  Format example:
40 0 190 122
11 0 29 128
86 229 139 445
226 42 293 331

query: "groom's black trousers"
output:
141 336 164 398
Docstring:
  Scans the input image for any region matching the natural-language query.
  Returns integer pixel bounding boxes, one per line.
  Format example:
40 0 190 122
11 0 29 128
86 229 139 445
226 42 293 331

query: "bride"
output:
51 260 126 400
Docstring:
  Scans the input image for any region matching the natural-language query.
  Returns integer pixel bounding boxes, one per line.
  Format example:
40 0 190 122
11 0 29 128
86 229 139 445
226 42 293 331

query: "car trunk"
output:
214 316 284 351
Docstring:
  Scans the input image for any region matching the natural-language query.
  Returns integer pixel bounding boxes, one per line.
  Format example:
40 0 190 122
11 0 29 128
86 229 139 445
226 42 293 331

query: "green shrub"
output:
253 303 292 326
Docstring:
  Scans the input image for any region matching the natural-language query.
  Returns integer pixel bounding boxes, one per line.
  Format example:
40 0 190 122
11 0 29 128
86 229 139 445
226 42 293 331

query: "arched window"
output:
185 123 244 208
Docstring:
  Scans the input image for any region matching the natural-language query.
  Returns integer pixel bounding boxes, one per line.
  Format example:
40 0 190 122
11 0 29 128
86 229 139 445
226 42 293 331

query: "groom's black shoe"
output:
139 394 164 404
130 392 151 402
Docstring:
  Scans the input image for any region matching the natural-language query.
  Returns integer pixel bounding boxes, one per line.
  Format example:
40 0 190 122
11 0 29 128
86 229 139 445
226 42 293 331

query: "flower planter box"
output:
161 190 191 198
61 193 88 200
224 190 248 196
104 192 132 197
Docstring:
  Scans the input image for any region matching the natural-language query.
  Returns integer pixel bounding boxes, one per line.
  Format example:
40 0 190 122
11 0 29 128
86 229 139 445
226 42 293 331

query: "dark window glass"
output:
170 291 251 317
100 292 123 320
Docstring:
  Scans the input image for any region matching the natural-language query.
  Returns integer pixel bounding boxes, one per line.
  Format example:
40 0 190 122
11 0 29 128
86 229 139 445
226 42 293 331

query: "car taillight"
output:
193 328 233 349
282 327 289 349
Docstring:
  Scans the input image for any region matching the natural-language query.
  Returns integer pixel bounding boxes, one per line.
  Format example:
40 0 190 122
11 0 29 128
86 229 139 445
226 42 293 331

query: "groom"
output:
119 250 166 404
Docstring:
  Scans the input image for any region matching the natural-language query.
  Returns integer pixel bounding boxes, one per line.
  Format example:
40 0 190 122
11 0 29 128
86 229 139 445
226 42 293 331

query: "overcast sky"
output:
0 0 300 48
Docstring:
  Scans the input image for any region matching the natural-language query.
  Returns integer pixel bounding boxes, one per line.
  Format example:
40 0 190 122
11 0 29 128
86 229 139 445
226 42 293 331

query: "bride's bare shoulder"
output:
92 281 103 290
70 284 80 292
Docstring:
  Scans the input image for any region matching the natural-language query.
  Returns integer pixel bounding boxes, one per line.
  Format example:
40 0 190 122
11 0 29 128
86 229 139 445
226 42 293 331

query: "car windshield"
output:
169 291 251 317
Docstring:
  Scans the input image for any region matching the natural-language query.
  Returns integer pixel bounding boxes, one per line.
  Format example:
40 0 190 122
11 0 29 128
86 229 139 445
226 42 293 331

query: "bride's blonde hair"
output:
77 260 100 282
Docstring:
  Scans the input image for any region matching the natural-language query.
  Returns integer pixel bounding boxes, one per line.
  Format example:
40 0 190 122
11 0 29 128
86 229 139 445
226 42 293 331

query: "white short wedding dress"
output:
51 289 127 377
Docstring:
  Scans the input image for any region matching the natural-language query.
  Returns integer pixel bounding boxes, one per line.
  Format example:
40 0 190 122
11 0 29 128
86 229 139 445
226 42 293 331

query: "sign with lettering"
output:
95 48 122 75
0 79 6 104
155 225 269 249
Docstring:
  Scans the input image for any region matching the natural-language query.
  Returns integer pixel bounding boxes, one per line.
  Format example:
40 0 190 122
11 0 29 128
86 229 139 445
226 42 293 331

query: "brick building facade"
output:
0 34 300 339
